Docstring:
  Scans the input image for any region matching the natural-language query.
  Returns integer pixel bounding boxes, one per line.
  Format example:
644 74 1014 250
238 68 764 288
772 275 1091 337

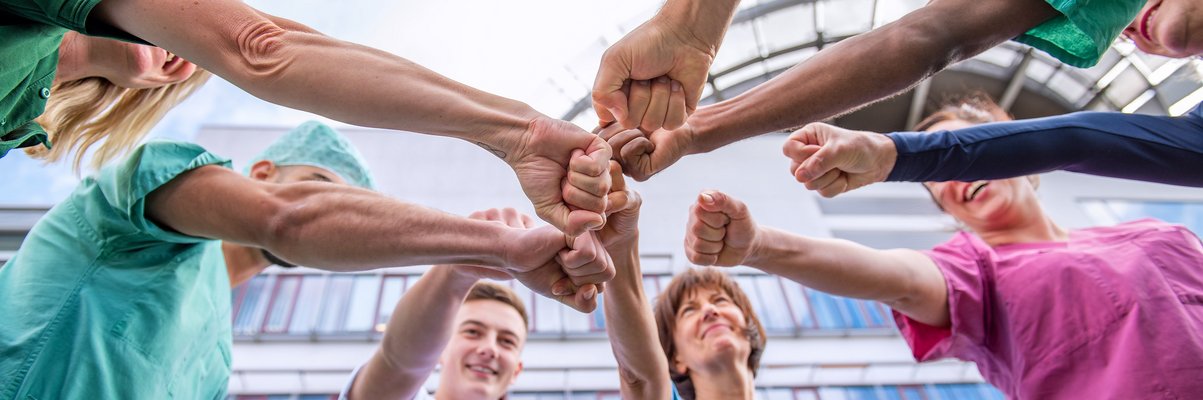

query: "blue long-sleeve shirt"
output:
886 103 1203 187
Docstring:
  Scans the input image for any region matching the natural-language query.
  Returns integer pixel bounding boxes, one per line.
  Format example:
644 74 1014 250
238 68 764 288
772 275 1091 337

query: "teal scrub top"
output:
0 0 140 158
1016 0 1146 68
0 140 234 399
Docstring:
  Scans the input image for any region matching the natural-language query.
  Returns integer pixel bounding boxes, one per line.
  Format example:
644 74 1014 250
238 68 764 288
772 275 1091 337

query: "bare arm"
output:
685 190 949 327
604 242 672 400
688 0 1058 153
349 266 479 400
144 165 561 272
748 227 949 327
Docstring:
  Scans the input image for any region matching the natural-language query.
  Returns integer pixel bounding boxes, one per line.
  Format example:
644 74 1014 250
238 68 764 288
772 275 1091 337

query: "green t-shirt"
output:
1016 0 1145 68
0 0 140 158
0 140 234 399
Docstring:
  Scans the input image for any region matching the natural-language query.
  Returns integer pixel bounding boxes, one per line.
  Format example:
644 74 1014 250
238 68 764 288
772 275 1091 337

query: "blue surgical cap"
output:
246 121 376 190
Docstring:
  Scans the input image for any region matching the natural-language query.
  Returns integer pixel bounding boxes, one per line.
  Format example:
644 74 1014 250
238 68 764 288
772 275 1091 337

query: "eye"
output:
500 338 517 348
462 328 481 337
679 306 696 316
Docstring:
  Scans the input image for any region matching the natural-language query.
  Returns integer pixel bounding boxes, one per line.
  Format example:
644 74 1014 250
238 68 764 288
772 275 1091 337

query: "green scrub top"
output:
1016 0 1145 68
0 0 139 158
0 140 234 399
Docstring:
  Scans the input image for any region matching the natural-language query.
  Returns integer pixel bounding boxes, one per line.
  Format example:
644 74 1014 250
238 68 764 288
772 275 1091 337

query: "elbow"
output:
887 8 998 76
259 187 318 254
228 20 296 83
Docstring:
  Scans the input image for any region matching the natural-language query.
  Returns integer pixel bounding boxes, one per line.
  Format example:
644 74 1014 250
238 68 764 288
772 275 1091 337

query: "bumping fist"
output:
684 190 758 267
783 122 897 198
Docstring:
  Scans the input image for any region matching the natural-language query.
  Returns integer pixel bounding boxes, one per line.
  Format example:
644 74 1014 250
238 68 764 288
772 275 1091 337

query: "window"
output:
1081 199 1203 234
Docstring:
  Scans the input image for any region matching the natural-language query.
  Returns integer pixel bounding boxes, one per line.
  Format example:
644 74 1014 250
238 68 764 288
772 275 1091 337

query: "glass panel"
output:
846 386 880 400
288 275 326 334
233 276 272 335
376 276 406 333
756 3 817 52
643 276 663 304
841 297 868 328
822 0 874 37
713 22 762 74
533 292 562 333
562 300 591 333
860 300 890 327
262 275 301 333
341 275 381 333
899 386 924 400
809 291 846 328
754 276 796 332
763 388 793 400
591 301 606 331
878 385 903 400
781 280 816 329
316 275 354 333
795 388 821 400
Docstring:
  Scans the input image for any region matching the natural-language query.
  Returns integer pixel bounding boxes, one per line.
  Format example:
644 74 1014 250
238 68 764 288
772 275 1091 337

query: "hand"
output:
597 122 695 182
506 116 613 236
597 161 642 248
491 209 606 313
784 123 898 198
592 19 714 133
684 190 758 267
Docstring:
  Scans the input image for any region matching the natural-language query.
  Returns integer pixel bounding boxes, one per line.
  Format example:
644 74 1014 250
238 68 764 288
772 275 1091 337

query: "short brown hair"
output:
466 281 529 332
913 92 1012 131
652 268 767 400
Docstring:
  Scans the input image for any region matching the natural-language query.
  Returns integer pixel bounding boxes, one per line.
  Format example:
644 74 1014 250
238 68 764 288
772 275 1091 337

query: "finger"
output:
624 80 652 130
640 77 672 132
782 139 821 163
608 160 626 192
619 136 653 166
520 213 536 229
563 209 604 236
571 142 612 178
802 168 840 192
468 210 487 220
597 122 630 142
689 218 726 242
687 235 725 255
562 284 598 313
567 170 610 198
685 247 718 266
563 181 607 213
607 130 648 161
501 207 523 228
692 203 731 229
569 269 616 287
817 176 850 198
483 208 502 222
662 80 687 130
592 53 631 126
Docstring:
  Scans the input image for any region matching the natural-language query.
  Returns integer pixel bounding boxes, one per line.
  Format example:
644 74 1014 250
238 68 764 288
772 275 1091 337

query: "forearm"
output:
94 0 537 151
603 240 671 398
688 0 1053 153
887 110 1203 187
654 0 741 52
354 267 476 400
747 227 928 304
258 184 514 271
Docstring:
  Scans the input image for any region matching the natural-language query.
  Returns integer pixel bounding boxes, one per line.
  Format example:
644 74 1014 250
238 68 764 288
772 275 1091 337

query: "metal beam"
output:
905 79 932 129
999 48 1034 111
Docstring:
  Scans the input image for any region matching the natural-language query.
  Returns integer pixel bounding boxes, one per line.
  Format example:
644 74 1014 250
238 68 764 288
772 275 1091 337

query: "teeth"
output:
468 365 496 375
966 182 988 201
166 53 176 62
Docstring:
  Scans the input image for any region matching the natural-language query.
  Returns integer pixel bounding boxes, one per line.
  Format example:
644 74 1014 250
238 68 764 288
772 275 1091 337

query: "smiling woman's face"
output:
670 286 752 376
1123 0 1203 58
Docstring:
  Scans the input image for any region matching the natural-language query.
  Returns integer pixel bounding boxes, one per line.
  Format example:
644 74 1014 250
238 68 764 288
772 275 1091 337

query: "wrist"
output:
870 132 898 183
743 226 776 267
654 0 740 52
472 103 543 164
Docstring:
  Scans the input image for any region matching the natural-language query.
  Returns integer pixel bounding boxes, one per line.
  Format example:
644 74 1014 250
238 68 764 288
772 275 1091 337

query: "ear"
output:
248 160 278 182
672 353 689 376
510 361 524 383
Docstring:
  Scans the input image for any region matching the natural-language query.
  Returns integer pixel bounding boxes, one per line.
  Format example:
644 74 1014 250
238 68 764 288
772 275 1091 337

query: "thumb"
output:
797 144 842 183
696 190 748 219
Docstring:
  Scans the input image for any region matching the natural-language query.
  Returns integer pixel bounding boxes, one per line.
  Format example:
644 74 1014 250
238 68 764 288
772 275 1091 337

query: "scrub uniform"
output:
0 0 138 158
895 219 1203 398
0 140 233 399
1016 0 1146 67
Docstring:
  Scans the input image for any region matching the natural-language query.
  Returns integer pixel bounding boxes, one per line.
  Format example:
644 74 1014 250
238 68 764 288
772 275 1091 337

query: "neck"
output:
977 212 1068 247
690 363 756 400
54 31 94 83
221 242 272 287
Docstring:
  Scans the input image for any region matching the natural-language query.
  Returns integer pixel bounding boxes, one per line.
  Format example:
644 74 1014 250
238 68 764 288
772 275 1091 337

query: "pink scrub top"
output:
894 219 1203 399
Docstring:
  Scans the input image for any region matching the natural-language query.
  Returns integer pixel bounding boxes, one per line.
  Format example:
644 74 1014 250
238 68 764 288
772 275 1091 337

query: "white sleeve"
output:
338 364 433 400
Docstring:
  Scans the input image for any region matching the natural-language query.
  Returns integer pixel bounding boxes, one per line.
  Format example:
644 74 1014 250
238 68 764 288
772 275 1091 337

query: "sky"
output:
0 0 660 205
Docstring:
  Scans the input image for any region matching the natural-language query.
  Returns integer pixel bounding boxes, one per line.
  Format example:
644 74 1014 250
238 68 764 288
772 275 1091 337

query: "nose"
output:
701 303 720 322
476 340 498 360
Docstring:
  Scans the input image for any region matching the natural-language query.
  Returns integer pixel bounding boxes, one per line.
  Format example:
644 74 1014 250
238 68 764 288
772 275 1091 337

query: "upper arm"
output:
881 249 950 328
144 164 285 246
894 0 1059 60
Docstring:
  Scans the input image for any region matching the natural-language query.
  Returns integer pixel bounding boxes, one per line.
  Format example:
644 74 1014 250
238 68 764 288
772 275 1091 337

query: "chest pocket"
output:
1138 226 1203 330
998 249 1136 363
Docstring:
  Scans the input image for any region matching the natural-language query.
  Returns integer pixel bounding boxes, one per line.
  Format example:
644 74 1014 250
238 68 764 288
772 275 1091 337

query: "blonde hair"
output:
27 69 211 171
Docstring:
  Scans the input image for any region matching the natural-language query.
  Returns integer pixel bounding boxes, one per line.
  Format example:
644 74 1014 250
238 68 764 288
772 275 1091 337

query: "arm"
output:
349 266 480 400
592 0 741 132
91 0 612 235
610 0 1059 181
685 190 949 327
688 0 1058 151
886 110 1203 187
597 164 672 400
144 165 562 272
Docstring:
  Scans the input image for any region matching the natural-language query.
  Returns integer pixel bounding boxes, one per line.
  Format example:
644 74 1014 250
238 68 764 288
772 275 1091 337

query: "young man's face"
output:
438 300 526 399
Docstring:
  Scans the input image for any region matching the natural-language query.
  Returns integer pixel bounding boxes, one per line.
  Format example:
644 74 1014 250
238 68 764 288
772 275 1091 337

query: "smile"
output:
467 364 498 376
1139 1 1162 42
963 181 989 202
